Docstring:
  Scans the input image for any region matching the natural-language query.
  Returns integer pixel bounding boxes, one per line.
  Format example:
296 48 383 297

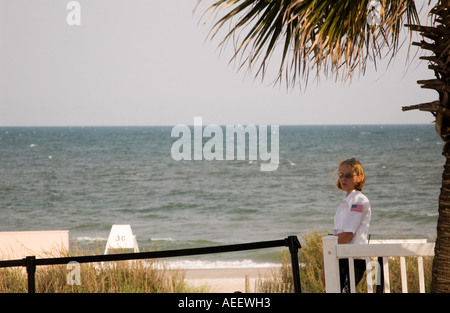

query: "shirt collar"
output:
343 190 360 205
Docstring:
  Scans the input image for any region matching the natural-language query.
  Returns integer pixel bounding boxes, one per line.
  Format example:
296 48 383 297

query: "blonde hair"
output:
335 158 366 191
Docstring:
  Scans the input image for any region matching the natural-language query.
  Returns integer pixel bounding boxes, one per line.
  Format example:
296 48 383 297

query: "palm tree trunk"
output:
403 0 450 292
433 150 450 292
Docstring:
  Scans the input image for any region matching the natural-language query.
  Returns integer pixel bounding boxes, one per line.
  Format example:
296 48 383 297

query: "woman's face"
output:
339 164 361 195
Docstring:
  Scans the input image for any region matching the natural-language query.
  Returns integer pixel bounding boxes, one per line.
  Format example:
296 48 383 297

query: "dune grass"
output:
0 260 194 293
0 242 204 293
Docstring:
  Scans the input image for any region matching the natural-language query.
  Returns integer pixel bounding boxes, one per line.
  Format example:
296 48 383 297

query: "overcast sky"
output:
0 0 438 127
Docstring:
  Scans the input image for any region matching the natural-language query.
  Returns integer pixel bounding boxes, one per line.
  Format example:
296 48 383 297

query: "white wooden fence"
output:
322 235 435 293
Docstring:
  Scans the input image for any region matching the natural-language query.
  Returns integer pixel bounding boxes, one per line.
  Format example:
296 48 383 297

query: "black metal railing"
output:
0 235 302 293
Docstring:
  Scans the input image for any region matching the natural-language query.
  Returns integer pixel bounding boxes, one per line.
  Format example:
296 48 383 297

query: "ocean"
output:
0 124 443 268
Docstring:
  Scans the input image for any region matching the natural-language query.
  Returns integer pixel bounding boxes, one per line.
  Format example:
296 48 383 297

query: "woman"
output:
322 157 371 292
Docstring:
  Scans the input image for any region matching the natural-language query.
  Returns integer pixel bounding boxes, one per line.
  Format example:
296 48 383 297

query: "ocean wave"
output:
75 236 108 242
166 259 281 269
76 236 177 243
150 237 174 242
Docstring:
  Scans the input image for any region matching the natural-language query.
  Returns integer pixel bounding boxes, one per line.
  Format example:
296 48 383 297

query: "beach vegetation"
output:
0 261 196 293
0 242 203 293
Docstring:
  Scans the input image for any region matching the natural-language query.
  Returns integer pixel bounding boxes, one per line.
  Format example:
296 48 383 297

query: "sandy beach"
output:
184 267 280 293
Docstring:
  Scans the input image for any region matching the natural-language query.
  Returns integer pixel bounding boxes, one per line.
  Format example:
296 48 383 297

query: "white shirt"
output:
333 190 371 244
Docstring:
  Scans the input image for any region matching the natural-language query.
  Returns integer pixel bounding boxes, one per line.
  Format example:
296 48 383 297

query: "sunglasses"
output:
338 173 355 179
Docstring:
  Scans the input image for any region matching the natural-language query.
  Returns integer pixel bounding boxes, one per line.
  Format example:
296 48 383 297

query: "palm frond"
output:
197 0 420 87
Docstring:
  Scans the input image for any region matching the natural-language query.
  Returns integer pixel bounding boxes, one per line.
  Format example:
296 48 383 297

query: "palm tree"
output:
197 0 449 292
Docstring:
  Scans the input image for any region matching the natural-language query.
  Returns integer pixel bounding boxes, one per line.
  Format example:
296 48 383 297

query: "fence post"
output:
322 235 340 293
286 236 302 293
25 256 36 293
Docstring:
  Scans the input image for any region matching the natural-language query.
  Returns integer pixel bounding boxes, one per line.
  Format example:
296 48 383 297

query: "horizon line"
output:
0 122 434 128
